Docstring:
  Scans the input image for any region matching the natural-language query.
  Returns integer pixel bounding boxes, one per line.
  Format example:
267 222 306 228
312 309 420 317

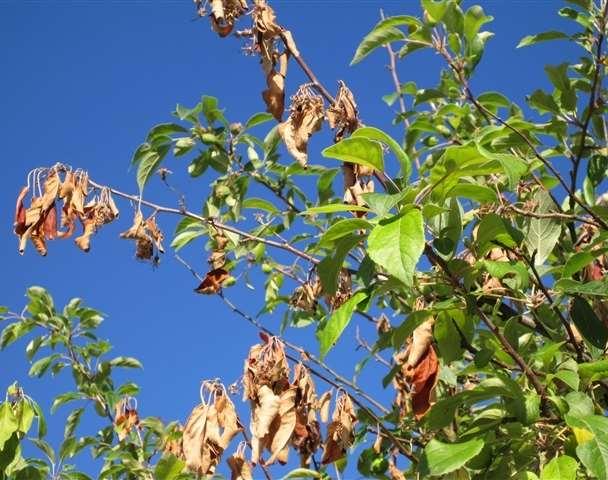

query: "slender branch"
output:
505 205 600 227
87 177 319 265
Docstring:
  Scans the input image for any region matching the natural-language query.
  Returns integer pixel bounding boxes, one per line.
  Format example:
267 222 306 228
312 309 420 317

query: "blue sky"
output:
1 0 577 477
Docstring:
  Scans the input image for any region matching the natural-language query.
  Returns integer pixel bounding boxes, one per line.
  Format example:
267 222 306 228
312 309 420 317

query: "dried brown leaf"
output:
195 268 229 295
278 86 325 168
326 81 359 142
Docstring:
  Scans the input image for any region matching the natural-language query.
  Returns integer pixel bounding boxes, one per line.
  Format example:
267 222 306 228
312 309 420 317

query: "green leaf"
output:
146 123 187 143
109 357 143 369
242 198 280 214
245 112 274 130
317 291 367 358
28 354 59 378
136 144 169 191
570 297 608 349
555 279 608 297
170 229 204 251
524 191 561 265
322 137 384 172
464 5 493 43
318 219 372 248
565 414 608 479
0 403 18 450
476 213 523 255
447 183 497 203
540 455 578 480
478 143 528 188
301 204 370 215
351 16 415 65
565 392 593 417
421 0 450 23
51 392 84 414
154 455 186 480
361 191 408 218
528 90 561 115
545 64 571 93
518 31 569 48
563 250 604 278
318 235 363 295
30 438 55 464
579 360 608 382
351 126 411 178
282 468 322 479
64 408 84 439
422 438 484 476
367 208 424 286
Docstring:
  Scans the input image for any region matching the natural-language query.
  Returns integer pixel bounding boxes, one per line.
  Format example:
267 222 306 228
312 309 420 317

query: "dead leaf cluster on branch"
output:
14 166 119 255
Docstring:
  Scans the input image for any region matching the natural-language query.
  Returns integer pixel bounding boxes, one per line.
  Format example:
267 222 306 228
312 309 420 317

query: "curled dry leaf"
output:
183 381 241 476
13 186 29 236
120 211 162 262
291 364 321 466
343 163 374 218
324 268 352 310
321 391 357 465
195 268 230 295
393 317 439 419
326 81 359 142
114 398 140 442
290 279 322 312
317 390 333 424
278 85 325 168
205 0 248 37
227 443 253 480
262 51 288 121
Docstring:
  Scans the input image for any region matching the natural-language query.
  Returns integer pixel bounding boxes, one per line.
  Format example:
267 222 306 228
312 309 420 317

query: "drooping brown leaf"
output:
263 386 296 465
324 269 352 310
262 51 288 121
407 344 439 419
114 398 140 442
145 215 164 253
291 364 322 466
13 186 29 236
326 81 359 142
321 391 357 465
195 268 229 295
183 404 210 473
227 444 254 480
243 336 290 400
43 203 58 240
120 210 161 262
317 390 332 424
290 280 322 312
393 317 439 420
208 0 248 37
278 86 325 168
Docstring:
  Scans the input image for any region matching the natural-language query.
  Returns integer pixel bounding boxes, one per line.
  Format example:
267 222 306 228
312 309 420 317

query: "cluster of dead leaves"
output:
196 225 231 295
182 380 243 476
393 316 439 419
290 270 352 313
14 167 119 256
120 211 164 263
278 85 325 169
114 397 140 441
242 335 348 467
195 0 249 37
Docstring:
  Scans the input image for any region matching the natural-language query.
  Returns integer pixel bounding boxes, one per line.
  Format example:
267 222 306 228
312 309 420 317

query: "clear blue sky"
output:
1 0 576 477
